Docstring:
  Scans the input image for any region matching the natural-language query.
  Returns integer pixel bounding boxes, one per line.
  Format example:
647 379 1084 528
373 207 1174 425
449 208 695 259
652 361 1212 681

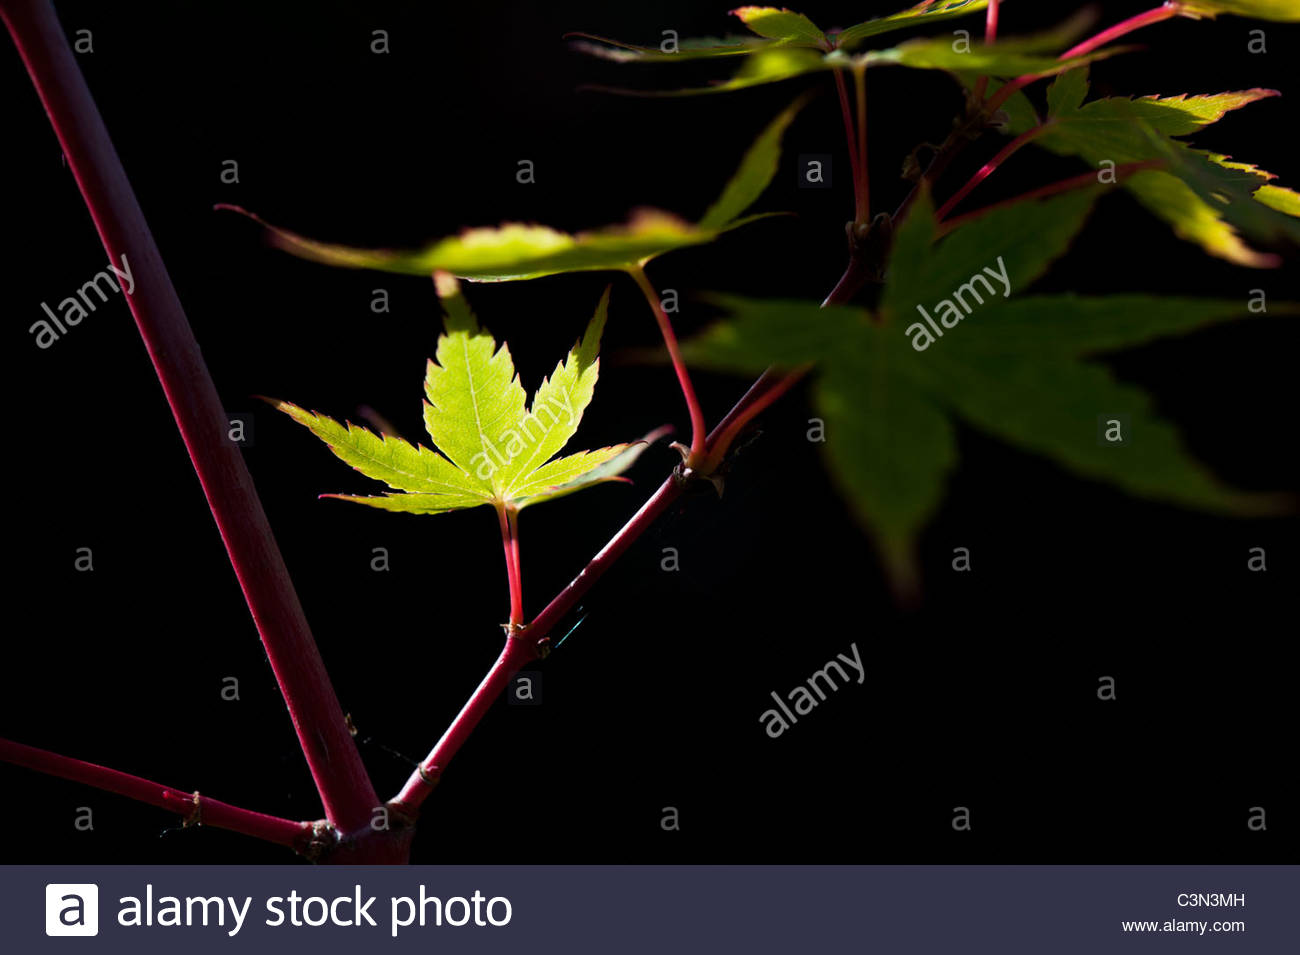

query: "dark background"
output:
2 1 1295 863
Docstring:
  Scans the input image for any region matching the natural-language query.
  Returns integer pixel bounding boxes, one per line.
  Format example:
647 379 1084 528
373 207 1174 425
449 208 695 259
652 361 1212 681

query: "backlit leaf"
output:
274 281 648 518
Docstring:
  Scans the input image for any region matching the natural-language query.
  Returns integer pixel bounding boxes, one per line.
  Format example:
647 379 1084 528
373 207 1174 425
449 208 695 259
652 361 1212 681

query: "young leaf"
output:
220 96 805 281
682 187 1289 585
273 282 650 517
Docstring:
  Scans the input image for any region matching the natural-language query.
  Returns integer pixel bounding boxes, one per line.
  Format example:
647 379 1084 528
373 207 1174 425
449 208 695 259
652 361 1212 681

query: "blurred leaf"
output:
572 1 990 63
580 8 1099 96
568 33 770 62
1255 184 1300 215
273 281 645 517
862 37 1123 78
1175 0 1300 20
222 96 804 280
732 6 827 45
834 0 990 48
683 187 1287 585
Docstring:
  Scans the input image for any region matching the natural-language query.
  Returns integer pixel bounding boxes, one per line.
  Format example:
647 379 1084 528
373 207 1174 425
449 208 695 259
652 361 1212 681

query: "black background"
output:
2 0 1295 864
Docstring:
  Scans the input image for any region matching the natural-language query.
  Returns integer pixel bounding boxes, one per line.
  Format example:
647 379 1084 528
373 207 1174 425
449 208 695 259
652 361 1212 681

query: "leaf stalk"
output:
628 263 708 467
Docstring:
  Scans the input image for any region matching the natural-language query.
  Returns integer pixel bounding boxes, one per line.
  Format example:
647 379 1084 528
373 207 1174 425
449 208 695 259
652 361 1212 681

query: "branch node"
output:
417 763 441 787
294 819 338 863
183 792 202 828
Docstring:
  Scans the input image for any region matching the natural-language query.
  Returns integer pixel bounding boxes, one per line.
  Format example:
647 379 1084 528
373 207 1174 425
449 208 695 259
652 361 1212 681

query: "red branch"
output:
1 0 379 836
986 3 1179 113
935 122 1053 222
0 737 312 851
972 0 1001 101
834 68 866 224
937 161 1165 235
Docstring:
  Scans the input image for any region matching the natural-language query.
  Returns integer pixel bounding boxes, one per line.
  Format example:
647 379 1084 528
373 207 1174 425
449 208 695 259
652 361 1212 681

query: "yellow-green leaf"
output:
275 282 650 518
732 6 827 45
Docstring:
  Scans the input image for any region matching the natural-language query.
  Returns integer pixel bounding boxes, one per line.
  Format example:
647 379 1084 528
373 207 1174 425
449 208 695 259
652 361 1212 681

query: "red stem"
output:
1 0 379 836
833 68 865 223
498 506 525 628
972 0 1000 100
700 364 811 474
854 64 869 222
937 160 1164 235
934 122 1053 222
822 253 872 306
986 3 1178 113
391 635 539 807
628 264 708 466
0 736 311 851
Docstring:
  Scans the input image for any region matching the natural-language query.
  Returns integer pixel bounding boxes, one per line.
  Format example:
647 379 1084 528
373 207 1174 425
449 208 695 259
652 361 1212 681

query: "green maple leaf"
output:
272 278 656 517
682 186 1293 589
998 66 1300 265
570 2 992 61
573 6 1117 97
221 95 807 281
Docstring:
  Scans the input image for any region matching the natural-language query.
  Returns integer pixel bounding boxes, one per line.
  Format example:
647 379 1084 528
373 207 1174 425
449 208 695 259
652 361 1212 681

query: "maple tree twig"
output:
937 160 1165 235
972 0 1001 101
935 122 1054 222
0 0 380 839
0 736 315 852
834 67 866 223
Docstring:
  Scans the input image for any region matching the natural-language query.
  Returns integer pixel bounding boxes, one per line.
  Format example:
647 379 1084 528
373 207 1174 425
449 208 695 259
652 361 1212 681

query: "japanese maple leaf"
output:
271 275 654 518
682 185 1294 590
